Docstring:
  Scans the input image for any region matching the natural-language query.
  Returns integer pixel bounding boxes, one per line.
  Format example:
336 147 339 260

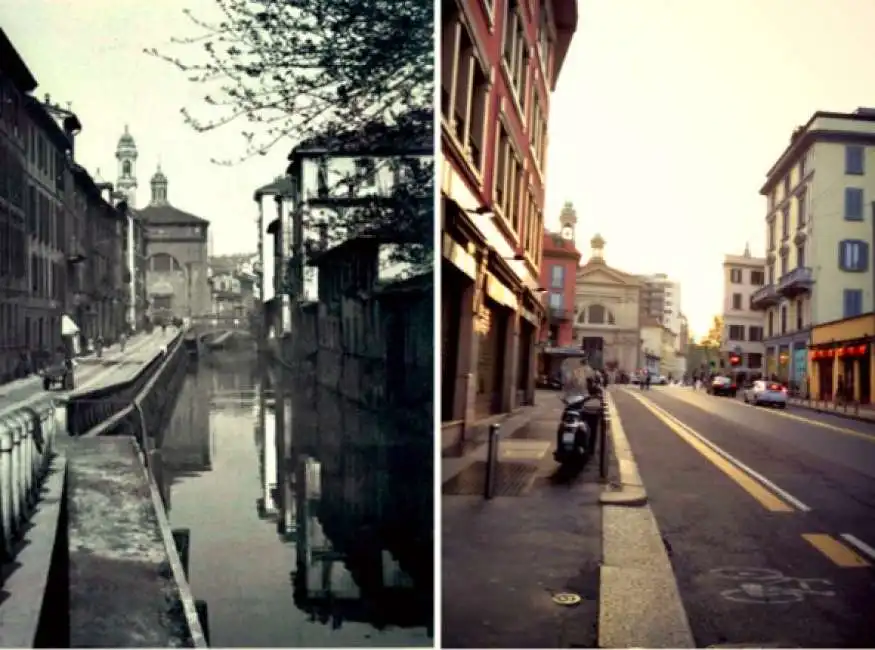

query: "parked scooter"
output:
554 374 604 467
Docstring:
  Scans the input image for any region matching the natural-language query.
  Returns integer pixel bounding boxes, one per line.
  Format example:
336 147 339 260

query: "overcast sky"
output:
544 0 875 336
2 0 287 257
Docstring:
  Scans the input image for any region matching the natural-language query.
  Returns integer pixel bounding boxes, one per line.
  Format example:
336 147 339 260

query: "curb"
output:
788 400 874 424
598 390 695 649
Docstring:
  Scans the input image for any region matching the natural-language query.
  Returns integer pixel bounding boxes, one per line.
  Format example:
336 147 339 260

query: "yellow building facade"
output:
754 109 875 390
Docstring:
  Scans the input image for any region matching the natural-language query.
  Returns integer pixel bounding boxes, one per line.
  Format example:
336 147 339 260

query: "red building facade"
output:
539 231 580 347
440 0 578 449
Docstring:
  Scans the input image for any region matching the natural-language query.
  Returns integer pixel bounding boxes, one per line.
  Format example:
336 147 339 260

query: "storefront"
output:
809 314 875 404
763 328 810 386
440 199 543 449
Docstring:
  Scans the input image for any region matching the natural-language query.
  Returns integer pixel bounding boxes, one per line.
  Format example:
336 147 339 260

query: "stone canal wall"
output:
276 272 433 429
0 331 209 647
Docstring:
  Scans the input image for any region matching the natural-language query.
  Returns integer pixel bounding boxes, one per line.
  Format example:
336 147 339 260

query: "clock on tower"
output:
561 225 573 240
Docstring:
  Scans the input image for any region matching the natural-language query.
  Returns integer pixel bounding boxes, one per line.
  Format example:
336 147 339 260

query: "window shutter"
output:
862 242 870 272
838 241 847 270
844 289 853 317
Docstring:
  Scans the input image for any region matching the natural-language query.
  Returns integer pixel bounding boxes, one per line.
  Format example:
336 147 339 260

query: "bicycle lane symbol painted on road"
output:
711 567 836 604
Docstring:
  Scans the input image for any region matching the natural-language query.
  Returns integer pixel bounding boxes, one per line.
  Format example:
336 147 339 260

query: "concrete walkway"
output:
787 396 875 423
442 392 602 648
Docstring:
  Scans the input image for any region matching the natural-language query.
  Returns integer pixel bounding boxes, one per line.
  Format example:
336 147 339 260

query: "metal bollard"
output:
599 396 610 482
484 423 501 500
0 425 13 557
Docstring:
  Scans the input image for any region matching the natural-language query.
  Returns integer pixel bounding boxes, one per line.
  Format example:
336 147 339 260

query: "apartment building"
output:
753 108 875 389
638 273 682 336
440 0 578 446
721 247 766 380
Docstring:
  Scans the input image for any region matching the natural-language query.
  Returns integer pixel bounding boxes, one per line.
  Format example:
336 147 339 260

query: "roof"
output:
0 29 37 92
287 108 432 161
118 125 135 149
137 204 209 226
760 108 875 195
253 176 295 201
542 232 581 259
551 0 579 89
24 96 70 150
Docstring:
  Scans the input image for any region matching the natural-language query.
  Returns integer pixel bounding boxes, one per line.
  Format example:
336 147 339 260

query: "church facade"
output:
573 235 643 374
112 127 211 320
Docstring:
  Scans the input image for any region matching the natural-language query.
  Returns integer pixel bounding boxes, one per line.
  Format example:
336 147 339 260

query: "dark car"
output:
709 375 737 397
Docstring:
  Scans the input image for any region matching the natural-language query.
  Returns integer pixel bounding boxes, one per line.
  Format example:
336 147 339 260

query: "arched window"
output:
584 304 616 325
149 253 183 273
122 160 131 176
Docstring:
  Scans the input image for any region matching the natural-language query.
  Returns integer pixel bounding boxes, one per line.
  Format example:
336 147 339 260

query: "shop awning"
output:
61 314 80 336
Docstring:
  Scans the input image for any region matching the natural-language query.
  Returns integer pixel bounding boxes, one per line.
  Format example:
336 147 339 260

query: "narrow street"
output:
611 385 875 647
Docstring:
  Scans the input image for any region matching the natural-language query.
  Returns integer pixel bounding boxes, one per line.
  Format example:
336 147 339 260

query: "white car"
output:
743 380 788 408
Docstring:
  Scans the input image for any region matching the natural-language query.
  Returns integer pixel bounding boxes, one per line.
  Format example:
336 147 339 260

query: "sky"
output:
543 0 875 338
2 0 282 258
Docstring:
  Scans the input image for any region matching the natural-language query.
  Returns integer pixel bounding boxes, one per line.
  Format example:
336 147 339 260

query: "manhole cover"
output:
552 592 581 606
442 461 538 496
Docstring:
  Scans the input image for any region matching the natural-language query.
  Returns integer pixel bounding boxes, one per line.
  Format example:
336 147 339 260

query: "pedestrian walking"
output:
119 331 127 352
645 372 652 390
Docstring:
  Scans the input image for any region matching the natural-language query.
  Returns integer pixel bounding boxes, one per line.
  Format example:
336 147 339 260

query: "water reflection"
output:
160 352 432 647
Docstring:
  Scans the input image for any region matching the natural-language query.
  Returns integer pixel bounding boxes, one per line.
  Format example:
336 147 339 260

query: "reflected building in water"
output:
256 369 432 635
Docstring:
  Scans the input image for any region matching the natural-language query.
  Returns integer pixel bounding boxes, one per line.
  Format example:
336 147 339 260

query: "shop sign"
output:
442 233 477 280
485 273 518 310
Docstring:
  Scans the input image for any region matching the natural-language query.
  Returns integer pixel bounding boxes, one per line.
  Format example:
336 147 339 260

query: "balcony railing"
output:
750 283 780 310
548 308 572 322
777 266 813 297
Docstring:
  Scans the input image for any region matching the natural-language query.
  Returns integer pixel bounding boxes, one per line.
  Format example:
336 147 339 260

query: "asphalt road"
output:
611 385 875 648
0 330 174 416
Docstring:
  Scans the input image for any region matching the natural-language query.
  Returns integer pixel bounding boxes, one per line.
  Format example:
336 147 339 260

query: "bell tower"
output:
115 125 138 207
558 201 577 242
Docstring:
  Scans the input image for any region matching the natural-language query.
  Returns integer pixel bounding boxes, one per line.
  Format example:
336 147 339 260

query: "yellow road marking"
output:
628 392 795 512
802 533 871 568
680 389 875 444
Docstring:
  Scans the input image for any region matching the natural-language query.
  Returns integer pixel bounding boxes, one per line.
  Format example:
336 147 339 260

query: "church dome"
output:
151 166 167 184
117 125 136 149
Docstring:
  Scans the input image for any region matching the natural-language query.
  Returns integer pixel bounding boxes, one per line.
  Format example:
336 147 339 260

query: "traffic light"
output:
729 353 741 366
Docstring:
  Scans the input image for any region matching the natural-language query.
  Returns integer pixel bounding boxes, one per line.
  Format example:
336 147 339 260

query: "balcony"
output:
750 283 780 310
548 308 572 322
777 266 813 298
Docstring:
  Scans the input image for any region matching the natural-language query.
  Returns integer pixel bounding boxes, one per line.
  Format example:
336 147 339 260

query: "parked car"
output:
709 375 737 397
743 380 788 408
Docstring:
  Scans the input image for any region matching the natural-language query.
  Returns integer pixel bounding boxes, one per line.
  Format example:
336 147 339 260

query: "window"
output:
799 153 806 179
839 239 869 272
843 289 863 318
748 353 763 369
845 145 865 175
797 189 807 227
548 291 563 308
731 293 742 309
122 160 131 177
588 304 605 324
780 250 788 276
796 243 805 268
781 206 789 238
728 325 745 341
550 265 565 289
354 158 376 188
844 188 864 221
780 305 787 334
729 268 742 283
493 122 523 230
767 311 774 337
538 2 553 84
748 326 764 342
502 0 528 108
441 5 488 171
783 175 790 196
796 299 803 330
767 220 775 251
750 270 765 285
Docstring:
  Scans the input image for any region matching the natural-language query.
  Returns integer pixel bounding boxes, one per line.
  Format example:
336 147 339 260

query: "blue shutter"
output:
839 240 848 270
844 188 864 220
861 242 870 272
846 146 865 174
856 290 864 315
844 289 853 317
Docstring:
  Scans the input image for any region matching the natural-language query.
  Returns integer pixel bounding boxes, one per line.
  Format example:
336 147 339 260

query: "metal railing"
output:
0 398 62 561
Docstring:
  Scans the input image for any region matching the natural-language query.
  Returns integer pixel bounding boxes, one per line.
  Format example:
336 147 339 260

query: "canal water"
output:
158 351 433 647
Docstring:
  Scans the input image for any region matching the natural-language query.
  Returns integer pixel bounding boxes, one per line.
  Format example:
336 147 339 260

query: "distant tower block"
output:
116 124 138 207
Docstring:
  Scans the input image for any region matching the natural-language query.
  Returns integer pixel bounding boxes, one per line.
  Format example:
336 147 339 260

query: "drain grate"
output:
442 460 538 496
